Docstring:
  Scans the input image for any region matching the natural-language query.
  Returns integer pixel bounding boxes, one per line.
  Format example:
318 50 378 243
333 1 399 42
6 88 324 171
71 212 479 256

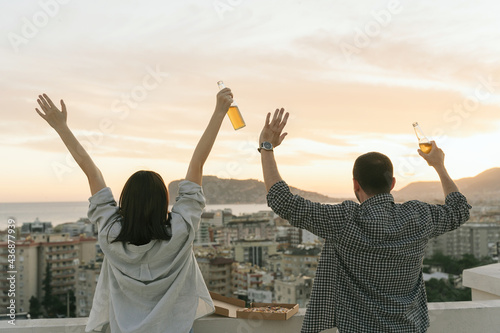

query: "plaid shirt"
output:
267 181 471 333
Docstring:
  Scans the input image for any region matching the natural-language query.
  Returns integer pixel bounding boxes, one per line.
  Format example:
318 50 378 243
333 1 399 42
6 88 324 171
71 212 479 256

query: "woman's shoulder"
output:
172 180 206 208
89 187 115 205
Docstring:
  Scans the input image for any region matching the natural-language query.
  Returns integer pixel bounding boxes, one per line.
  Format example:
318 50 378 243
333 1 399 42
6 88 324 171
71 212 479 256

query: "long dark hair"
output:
108 170 172 245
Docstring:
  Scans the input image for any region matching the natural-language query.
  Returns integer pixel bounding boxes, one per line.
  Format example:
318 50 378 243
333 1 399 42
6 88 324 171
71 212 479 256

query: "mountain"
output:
393 167 500 203
168 176 341 204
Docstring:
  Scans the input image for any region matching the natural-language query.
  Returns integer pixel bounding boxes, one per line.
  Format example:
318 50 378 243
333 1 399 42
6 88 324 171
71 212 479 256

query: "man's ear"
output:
353 178 361 192
390 177 396 191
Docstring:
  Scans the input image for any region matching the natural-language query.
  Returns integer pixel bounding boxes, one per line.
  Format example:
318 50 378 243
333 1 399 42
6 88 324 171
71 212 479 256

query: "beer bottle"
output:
217 81 246 130
412 122 432 154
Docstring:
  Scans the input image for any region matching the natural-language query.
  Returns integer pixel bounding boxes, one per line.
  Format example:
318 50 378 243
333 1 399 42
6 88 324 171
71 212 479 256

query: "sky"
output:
1 0 500 202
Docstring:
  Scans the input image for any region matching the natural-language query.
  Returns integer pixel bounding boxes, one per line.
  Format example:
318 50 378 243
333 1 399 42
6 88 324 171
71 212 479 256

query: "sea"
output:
0 202 272 230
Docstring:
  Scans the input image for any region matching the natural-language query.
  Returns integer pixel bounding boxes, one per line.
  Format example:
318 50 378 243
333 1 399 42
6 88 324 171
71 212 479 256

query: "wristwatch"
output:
258 141 273 153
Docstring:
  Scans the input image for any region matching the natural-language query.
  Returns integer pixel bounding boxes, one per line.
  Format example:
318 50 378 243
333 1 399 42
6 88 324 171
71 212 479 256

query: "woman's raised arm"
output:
36 94 106 195
185 88 233 185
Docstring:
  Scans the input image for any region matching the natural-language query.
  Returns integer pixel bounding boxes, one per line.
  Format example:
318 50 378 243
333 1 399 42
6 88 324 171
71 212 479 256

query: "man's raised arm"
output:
418 141 460 197
259 108 289 191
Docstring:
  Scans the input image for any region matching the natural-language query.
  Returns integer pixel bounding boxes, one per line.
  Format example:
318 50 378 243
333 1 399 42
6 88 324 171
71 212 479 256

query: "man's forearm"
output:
261 150 283 192
434 165 460 197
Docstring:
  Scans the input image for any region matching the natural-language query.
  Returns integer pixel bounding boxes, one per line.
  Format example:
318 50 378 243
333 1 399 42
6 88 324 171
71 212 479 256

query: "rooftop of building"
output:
283 245 322 256
226 217 272 224
232 238 275 244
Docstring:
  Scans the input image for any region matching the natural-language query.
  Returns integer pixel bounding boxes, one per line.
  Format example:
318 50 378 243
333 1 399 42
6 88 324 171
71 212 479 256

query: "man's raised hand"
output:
259 108 289 149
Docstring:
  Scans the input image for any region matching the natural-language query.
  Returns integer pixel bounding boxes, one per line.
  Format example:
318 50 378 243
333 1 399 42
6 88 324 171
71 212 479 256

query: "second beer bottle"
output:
412 122 432 154
217 81 246 130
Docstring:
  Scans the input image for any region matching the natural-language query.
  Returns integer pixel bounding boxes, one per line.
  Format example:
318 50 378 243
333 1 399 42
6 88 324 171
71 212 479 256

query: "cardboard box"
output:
210 291 246 318
237 302 299 320
210 292 298 320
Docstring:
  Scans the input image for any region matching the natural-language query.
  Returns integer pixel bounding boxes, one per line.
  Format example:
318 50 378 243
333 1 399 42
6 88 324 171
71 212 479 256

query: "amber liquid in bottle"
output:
217 81 246 130
419 142 432 154
413 122 432 154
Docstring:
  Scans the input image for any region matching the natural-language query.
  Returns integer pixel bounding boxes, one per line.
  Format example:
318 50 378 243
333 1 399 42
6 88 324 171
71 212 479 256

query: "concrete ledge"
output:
0 317 89 332
463 263 500 300
192 308 337 333
3 302 500 332
427 300 500 333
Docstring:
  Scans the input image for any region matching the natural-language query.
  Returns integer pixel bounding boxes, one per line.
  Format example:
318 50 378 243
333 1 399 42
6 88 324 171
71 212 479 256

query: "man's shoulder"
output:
340 199 359 208
397 199 430 209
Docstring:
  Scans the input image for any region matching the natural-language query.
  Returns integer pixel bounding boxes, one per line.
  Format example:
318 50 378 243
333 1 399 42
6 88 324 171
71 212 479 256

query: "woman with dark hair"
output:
35 87 234 333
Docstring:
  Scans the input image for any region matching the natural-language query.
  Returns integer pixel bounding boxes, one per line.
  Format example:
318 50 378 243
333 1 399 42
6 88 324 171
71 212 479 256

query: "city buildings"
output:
282 245 321 277
425 222 500 259
75 262 101 317
274 275 313 308
20 218 52 235
197 257 234 297
233 239 278 268
58 218 96 238
0 240 38 314
232 262 275 302
0 230 97 316
3 201 499 320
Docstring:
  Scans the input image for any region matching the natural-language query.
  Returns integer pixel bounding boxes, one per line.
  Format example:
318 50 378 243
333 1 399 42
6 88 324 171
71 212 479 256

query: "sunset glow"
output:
1 0 500 202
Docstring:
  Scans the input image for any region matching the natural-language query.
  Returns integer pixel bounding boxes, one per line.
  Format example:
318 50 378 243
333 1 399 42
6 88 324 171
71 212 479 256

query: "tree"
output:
42 262 53 316
41 262 66 317
29 296 42 319
423 252 494 275
68 289 76 317
423 252 494 302
425 278 470 302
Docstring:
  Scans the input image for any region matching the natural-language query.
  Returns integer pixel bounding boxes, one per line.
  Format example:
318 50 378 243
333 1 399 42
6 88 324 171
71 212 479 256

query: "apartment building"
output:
274 275 313 308
282 245 321 277
0 233 97 315
233 239 278 268
75 262 101 317
425 222 500 259
197 257 234 297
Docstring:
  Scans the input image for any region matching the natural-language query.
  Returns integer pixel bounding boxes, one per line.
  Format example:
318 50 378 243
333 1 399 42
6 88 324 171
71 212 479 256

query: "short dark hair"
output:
352 152 393 195
108 170 171 245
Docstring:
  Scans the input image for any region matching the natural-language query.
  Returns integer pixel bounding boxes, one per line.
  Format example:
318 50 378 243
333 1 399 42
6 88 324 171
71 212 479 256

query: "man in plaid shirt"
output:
258 109 471 333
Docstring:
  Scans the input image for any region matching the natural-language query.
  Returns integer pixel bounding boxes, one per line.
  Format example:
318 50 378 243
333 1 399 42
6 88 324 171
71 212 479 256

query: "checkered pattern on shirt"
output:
267 181 471 333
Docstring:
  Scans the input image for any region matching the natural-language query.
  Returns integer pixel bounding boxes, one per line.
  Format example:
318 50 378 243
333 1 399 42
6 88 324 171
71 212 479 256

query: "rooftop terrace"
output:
2 264 499 333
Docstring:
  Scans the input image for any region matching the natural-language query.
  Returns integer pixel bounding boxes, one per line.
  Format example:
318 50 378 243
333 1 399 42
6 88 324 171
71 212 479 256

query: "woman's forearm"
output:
36 94 106 195
185 108 226 185
56 125 106 195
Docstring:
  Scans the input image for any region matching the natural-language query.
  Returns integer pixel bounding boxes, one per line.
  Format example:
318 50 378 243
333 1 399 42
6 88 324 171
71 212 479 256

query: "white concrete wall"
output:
463 263 500 301
3 302 500 333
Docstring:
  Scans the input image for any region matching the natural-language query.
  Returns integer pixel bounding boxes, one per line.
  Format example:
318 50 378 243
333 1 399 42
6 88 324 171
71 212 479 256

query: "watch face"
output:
263 142 272 150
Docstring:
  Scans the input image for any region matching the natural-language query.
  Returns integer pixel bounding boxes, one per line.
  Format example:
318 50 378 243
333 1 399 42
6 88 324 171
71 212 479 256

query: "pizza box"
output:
210 292 298 320
210 291 246 318
236 302 299 320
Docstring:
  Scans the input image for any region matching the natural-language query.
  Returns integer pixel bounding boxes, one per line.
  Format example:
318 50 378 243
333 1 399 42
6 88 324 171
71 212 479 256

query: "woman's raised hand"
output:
215 87 233 114
36 94 68 131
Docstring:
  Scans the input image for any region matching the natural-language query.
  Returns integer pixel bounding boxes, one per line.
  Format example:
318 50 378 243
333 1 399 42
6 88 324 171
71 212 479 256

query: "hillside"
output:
393 167 500 203
168 176 341 204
